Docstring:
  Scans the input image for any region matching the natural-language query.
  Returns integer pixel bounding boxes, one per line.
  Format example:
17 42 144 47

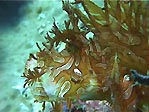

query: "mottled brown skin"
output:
23 0 149 111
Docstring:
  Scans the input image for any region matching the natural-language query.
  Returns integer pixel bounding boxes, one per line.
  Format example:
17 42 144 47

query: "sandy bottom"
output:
0 0 68 111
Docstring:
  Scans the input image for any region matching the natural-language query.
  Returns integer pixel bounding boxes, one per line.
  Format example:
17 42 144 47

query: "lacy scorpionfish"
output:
22 0 149 111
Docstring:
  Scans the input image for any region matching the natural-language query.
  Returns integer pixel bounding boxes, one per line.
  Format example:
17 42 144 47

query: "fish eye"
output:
123 74 130 81
73 68 82 76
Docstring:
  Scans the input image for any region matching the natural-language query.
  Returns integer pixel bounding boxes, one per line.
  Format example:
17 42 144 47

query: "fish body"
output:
130 69 149 85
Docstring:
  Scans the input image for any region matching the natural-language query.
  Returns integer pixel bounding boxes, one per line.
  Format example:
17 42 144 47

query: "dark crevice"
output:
0 0 29 29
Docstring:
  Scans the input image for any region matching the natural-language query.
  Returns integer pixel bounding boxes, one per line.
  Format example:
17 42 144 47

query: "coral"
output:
22 0 149 112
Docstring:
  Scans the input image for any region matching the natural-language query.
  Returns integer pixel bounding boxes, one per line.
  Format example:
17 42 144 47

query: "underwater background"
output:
0 0 149 112
0 0 70 111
